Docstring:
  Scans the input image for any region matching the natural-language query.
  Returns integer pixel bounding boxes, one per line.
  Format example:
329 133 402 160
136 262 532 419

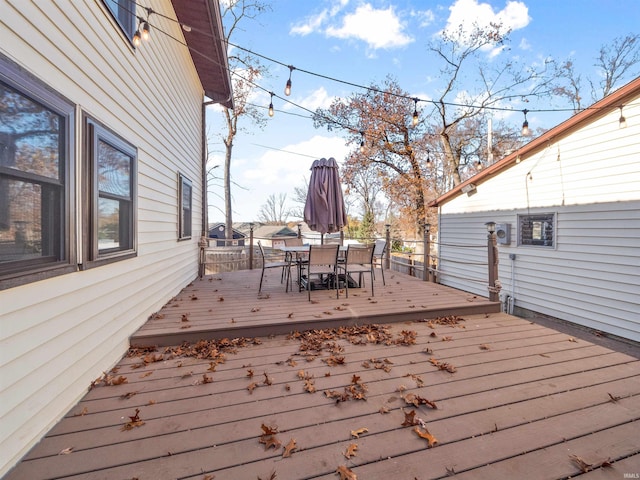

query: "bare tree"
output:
257 193 290 224
554 34 640 112
218 0 271 240
429 22 558 186
591 34 640 100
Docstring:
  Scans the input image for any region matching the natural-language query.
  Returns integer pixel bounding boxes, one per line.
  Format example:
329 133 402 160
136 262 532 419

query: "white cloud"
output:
229 135 351 220
298 87 335 111
519 37 531 50
411 9 435 27
325 4 413 49
290 10 329 36
443 0 531 50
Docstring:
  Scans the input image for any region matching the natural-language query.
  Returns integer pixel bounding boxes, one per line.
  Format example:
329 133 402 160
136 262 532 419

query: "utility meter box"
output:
495 223 511 245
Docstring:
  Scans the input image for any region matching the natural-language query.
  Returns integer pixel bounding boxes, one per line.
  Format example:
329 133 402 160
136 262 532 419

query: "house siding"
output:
437 91 640 343
1 1 207 475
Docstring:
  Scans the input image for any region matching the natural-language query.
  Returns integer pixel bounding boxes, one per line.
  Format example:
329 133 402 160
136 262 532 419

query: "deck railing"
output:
199 223 501 302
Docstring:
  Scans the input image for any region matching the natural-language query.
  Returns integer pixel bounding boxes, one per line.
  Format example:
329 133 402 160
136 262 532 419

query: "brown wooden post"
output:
297 223 302 239
486 222 501 302
249 223 254 270
423 223 430 281
384 224 391 270
198 235 208 278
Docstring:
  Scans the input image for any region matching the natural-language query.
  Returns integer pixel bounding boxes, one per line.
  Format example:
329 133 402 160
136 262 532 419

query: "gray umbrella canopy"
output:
303 157 347 235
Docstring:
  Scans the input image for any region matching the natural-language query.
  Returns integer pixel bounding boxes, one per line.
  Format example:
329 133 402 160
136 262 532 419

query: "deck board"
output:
5 272 640 479
131 269 500 346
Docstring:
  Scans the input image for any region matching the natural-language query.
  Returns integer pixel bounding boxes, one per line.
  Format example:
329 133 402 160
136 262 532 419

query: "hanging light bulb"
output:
619 106 627 128
141 21 151 41
412 98 419 127
426 149 431 164
133 28 142 47
359 131 365 153
476 160 483 170
521 109 530 136
268 93 274 117
284 66 294 96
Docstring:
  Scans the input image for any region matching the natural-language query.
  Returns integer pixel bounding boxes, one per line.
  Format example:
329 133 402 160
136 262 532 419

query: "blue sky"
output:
206 0 640 222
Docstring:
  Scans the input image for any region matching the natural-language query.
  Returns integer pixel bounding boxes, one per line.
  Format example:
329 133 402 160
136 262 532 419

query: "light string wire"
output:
129 1 636 152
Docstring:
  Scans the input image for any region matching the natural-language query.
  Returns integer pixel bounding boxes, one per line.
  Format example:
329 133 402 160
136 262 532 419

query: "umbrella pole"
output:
321 233 324 245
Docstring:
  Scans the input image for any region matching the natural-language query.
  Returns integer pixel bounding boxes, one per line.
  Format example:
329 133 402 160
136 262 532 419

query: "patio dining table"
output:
278 245 355 292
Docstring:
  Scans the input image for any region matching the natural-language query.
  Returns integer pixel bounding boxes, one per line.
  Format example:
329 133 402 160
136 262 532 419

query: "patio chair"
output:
300 244 340 301
338 244 375 298
372 239 386 285
283 237 305 287
257 241 291 293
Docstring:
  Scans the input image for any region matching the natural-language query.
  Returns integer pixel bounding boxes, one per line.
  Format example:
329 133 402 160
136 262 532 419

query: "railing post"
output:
485 222 501 302
384 224 391 270
249 223 254 270
297 223 302 239
423 222 430 281
198 235 208 278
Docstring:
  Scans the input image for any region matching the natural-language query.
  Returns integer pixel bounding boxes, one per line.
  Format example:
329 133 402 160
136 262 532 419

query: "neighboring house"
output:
0 1 232 475
208 222 246 246
430 77 640 342
242 223 298 247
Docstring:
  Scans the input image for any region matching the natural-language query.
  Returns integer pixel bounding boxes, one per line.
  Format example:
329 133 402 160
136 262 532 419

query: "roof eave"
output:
171 0 234 109
429 76 640 208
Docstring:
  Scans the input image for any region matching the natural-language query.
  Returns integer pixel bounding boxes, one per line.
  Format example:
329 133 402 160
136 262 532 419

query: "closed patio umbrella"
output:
303 157 347 238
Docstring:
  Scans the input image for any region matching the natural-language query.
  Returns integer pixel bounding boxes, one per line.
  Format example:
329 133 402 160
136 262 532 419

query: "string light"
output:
284 65 294 96
131 1 639 136
426 149 431 164
359 131 365 153
268 92 274 117
140 20 151 41
521 109 530 136
619 106 627 128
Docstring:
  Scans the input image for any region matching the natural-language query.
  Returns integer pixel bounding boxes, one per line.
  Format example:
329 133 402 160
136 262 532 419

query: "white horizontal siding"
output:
438 201 640 342
444 101 640 214
0 0 210 475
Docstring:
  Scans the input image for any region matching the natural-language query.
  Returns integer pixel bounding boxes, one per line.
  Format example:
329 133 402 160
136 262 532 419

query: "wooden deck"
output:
5 270 640 479
131 268 501 346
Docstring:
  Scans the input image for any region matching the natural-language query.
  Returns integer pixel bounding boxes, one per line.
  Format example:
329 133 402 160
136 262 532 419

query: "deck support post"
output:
384 224 391 270
423 223 430 281
485 222 501 302
249 223 254 270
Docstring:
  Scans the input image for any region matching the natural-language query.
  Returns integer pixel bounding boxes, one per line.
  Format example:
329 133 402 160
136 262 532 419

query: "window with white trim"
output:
103 0 136 41
83 117 136 266
518 213 555 247
0 56 76 288
178 173 192 240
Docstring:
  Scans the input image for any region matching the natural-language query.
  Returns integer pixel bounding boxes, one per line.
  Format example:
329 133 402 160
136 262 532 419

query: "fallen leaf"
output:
288 312 294 318
479 344 491 350
344 443 358 459
303 379 316 393
608 392 621 402
413 426 438 447
74 407 88 416
199 374 213 384
259 435 281 450
402 409 418 427
251 307 261 312
404 393 438 409
263 372 273 386
181 313 189 322
379 406 390 414
282 438 297 458
58 447 74 455
122 408 145 431
246 369 254 378
350 427 368 438
120 391 139 399
247 382 258 394
336 465 357 480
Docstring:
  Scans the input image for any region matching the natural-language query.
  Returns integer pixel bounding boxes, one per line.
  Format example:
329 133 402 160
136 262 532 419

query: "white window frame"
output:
178 173 193 240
